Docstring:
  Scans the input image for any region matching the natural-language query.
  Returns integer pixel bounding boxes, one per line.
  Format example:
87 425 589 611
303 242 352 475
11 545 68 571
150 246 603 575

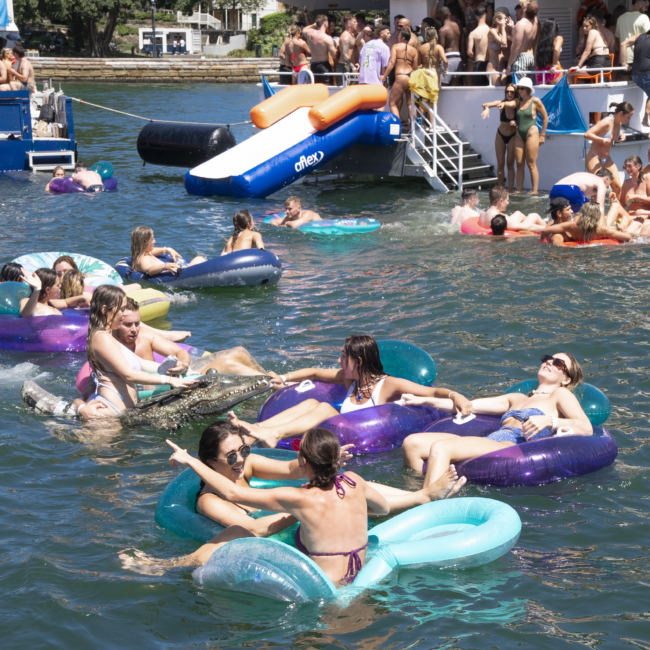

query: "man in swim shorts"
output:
450 188 480 224
478 186 547 232
507 1 539 78
438 8 463 86
113 298 269 378
336 14 360 82
303 15 337 84
549 169 612 217
467 6 490 86
269 196 323 228
70 163 104 192
9 46 35 91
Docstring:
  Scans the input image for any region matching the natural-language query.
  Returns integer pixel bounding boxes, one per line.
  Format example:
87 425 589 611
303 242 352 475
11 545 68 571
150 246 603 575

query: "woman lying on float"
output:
400 352 592 477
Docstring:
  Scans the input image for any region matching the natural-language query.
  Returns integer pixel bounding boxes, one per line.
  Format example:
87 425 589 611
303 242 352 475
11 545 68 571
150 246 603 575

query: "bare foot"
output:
119 549 179 576
166 330 191 343
226 411 280 448
423 464 467 501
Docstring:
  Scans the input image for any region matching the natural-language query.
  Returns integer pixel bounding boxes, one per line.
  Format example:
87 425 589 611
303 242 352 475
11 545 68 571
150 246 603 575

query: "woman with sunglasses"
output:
226 335 472 449
121 426 465 580
481 83 518 190
399 353 593 479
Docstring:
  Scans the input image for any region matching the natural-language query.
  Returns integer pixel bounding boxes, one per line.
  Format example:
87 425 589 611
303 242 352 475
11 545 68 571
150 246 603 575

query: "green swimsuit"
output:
517 100 536 141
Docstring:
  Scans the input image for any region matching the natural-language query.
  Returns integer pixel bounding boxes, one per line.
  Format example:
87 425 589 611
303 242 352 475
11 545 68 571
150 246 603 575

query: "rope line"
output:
68 96 252 127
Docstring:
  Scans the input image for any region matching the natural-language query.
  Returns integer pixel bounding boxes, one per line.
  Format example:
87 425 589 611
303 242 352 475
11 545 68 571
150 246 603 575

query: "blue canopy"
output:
536 76 587 134
262 74 276 99
0 0 8 28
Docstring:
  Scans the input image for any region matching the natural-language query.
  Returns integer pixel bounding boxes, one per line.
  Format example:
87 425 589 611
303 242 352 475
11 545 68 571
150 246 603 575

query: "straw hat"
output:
516 77 535 95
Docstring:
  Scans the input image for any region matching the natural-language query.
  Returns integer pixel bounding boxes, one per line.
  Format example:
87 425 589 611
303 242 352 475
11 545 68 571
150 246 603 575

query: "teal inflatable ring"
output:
155 448 304 544
12 251 123 288
192 497 522 602
505 379 611 426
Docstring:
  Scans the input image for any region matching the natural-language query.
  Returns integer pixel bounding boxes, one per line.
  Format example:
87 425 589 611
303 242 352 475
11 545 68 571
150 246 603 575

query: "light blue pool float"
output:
263 213 380 235
192 497 521 602
12 251 123 288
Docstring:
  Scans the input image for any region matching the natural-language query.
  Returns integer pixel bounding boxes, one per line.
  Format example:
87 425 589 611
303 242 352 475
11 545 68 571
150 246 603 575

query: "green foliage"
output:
135 11 150 20
246 11 293 51
259 11 292 34
116 23 139 35
227 48 255 57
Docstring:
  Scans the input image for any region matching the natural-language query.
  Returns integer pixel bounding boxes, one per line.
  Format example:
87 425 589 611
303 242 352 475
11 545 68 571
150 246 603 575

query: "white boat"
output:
256 0 649 193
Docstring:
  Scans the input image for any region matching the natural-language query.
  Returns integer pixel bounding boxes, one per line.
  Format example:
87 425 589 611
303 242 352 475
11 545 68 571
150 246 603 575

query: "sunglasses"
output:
541 355 568 374
223 444 251 466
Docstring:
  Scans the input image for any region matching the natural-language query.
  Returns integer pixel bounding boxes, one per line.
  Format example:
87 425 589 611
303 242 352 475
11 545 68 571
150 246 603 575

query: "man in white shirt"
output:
358 24 391 85
615 0 650 71
179 38 186 54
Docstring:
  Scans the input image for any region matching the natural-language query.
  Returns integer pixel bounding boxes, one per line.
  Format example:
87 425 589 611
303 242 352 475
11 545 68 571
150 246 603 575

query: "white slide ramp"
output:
189 107 316 180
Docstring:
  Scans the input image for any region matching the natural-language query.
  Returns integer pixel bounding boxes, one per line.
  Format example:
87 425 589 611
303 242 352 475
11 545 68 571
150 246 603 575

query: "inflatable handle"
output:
295 380 315 393
91 161 114 180
453 413 476 425
308 85 388 131
250 84 330 129
555 426 576 437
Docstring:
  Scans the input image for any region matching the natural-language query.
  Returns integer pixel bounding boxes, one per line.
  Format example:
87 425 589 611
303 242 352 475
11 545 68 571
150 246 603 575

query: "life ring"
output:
115 250 283 289
12 251 123 288
422 414 617 486
263 213 381 235
561 239 621 247
192 497 521 602
257 340 440 453
460 217 518 237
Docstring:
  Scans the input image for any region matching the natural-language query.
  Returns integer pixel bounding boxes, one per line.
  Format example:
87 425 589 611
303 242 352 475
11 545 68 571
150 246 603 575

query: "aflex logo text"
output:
294 151 324 173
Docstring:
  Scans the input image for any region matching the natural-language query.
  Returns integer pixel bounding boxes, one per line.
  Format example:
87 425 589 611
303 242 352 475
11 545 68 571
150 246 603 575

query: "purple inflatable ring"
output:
0 309 89 352
49 176 118 194
258 381 441 454
421 414 618 486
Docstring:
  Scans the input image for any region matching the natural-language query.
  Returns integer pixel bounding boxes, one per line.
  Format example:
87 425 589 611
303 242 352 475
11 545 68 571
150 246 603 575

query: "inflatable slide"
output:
184 84 401 199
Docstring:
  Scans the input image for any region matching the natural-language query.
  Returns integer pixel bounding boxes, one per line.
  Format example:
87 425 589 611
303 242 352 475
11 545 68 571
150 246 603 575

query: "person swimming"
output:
18 268 63 317
221 210 265 255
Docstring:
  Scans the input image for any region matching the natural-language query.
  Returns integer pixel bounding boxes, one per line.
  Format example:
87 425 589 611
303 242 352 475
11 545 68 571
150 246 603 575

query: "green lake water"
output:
1 83 649 649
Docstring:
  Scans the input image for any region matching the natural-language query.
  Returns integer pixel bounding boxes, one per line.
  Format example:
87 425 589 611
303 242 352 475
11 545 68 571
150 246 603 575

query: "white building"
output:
138 27 199 55
177 0 282 33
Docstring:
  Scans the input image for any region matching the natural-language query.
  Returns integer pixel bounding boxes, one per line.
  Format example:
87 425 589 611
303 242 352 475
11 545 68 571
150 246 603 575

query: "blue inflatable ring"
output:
263 213 381 235
257 340 440 454
192 497 521 602
115 250 283 289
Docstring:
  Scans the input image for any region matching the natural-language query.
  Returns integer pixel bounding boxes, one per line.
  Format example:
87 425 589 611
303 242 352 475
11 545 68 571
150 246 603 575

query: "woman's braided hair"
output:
232 210 253 247
300 428 341 490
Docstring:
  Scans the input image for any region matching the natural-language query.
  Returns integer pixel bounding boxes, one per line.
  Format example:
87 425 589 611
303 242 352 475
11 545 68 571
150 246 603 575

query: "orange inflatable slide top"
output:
308 85 388 131
250 84 330 129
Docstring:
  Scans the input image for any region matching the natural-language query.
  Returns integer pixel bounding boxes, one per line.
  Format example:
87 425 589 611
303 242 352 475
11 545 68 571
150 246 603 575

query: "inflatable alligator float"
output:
21 373 272 428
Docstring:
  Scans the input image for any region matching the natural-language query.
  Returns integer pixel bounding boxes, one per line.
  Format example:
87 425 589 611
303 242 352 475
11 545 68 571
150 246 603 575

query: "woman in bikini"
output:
481 83 518 190
130 226 206 277
486 12 508 86
606 155 650 233
221 210 265 255
417 26 447 104
122 426 465 581
383 29 419 130
82 285 195 417
226 334 472 449
569 16 611 84
19 268 63 317
513 77 548 195
287 25 311 76
584 102 635 200
400 353 593 478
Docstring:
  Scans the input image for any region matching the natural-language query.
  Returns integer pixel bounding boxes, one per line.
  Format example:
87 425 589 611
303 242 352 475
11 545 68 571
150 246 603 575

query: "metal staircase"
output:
407 99 498 193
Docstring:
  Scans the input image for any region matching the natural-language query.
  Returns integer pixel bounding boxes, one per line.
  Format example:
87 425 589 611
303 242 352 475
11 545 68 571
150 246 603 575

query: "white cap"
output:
516 76 535 94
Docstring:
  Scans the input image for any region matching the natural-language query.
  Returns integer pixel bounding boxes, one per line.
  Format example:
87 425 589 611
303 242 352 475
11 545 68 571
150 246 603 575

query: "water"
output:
1 83 650 649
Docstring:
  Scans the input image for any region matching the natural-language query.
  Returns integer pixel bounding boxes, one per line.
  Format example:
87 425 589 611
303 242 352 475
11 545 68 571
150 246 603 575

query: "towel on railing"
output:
409 69 440 104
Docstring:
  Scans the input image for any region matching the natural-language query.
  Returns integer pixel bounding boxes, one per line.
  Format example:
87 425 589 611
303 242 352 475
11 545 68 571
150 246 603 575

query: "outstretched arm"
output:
249 444 353 481
168 441 304 513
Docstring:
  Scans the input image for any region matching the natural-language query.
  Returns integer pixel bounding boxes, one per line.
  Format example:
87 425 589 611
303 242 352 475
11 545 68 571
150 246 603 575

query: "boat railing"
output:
260 70 360 87
411 99 464 189
262 66 630 87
